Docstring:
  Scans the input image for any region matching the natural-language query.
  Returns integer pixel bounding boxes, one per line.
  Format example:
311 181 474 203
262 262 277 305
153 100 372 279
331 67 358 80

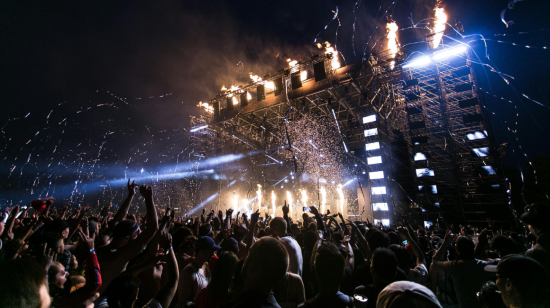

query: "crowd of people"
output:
0 179 549 308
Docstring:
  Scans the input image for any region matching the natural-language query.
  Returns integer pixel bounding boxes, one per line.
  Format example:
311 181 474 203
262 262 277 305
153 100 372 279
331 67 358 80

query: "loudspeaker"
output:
240 92 248 107
291 72 302 90
257 85 265 101
314 61 327 82
274 77 284 96
213 101 220 116
226 97 234 111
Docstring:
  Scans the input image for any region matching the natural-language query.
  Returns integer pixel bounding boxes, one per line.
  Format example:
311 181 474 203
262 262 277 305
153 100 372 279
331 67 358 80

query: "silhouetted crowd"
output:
0 179 549 308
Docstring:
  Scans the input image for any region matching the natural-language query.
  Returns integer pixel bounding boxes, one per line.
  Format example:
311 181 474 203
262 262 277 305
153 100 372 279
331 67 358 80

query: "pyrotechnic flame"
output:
300 189 308 208
386 21 399 69
232 96 238 105
233 193 239 211
317 41 340 70
221 85 227 91
246 92 252 101
286 191 293 219
320 186 327 215
337 184 344 214
256 184 262 212
249 73 275 91
242 199 249 214
287 58 298 67
271 190 276 218
433 6 447 48
300 71 307 81
197 101 214 114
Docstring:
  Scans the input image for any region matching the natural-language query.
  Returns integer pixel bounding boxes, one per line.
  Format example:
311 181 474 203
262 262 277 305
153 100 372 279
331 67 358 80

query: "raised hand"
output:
139 185 153 199
41 243 57 271
128 179 138 196
77 230 94 253
282 200 289 216
250 209 260 225
309 205 319 216
159 231 172 251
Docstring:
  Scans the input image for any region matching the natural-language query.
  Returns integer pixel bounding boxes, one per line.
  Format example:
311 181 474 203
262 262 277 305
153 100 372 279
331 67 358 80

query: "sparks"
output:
337 184 344 214
286 191 293 219
256 184 262 213
300 189 308 208
271 190 276 218
320 185 327 215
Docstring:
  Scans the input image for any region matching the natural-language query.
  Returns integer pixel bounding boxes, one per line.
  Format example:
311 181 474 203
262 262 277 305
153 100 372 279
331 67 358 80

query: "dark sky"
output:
0 0 549 203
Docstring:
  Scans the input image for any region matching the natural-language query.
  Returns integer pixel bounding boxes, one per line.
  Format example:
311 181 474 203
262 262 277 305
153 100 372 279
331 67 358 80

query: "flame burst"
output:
300 70 307 81
233 193 239 211
286 191 293 219
320 186 327 215
256 184 262 212
386 21 399 69
242 199 249 214
433 5 447 48
317 42 340 70
249 73 275 91
337 184 344 214
232 96 239 105
287 59 298 67
271 190 276 218
246 92 252 101
300 189 308 208
197 101 214 113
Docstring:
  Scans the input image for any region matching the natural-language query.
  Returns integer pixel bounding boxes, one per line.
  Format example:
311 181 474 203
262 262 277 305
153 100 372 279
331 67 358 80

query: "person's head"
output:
478 281 506 308
195 236 221 264
269 217 287 237
242 237 288 292
371 248 398 283
208 251 238 302
521 203 550 237
105 273 141 308
178 235 197 256
376 281 442 308
367 230 390 252
291 223 300 235
48 261 68 289
111 219 140 247
220 237 239 255
455 236 475 260
491 235 520 258
307 222 317 232
233 224 247 240
387 232 401 245
0 258 50 308
199 224 213 237
172 227 193 253
493 254 550 307
389 244 411 274
314 243 345 292
45 218 69 239
43 231 64 254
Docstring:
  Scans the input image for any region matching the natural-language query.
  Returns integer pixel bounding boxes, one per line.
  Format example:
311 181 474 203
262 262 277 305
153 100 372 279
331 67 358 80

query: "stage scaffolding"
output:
190 43 509 226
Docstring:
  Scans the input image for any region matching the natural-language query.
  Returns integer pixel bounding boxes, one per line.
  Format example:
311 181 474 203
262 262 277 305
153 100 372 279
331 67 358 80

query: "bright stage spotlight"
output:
432 45 468 61
190 124 208 132
403 56 431 69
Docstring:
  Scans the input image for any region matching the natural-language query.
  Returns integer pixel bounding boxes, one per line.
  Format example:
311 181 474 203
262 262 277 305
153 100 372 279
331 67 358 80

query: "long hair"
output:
207 251 238 303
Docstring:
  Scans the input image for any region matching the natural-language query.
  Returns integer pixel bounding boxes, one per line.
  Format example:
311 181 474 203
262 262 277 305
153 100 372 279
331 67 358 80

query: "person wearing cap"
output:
178 236 221 306
490 254 550 307
376 281 442 308
521 203 550 271
94 185 159 296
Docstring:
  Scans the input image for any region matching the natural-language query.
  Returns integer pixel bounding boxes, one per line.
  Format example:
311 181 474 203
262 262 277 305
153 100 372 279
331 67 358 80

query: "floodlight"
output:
371 186 386 195
373 203 389 211
473 147 489 157
367 156 382 165
366 142 380 151
416 168 435 177
403 56 431 68
414 152 427 161
363 114 377 124
432 45 468 61
369 171 384 180
365 128 378 137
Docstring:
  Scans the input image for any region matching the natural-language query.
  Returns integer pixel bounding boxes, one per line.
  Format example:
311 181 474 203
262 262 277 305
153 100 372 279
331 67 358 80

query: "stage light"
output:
363 114 377 124
367 156 382 165
354 164 357 167
371 186 386 195
343 178 355 187
432 45 468 61
374 219 390 227
416 168 435 177
424 221 434 228
473 147 489 157
466 131 487 140
190 124 208 132
373 203 389 211
431 185 438 194
403 56 431 68
482 166 497 175
365 142 380 151
414 152 427 161
369 171 384 180
364 128 378 137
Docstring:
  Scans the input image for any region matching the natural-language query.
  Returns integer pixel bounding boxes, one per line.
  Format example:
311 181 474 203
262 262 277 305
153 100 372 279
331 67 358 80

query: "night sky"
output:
1 0 549 205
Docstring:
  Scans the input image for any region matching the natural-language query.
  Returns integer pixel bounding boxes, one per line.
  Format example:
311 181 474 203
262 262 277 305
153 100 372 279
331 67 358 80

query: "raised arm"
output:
1 206 19 241
309 206 327 237
152 232 179 308
433 229 454 261
245 210 260 255
398 227 425 267
348 220 369 257
113 179 137 224
309 230 323 272
117 185 159 260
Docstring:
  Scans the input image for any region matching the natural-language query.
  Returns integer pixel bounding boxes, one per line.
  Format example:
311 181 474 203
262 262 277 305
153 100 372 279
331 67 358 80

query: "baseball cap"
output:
520 203 550 230
196 236 221 251
112 219 139 237
376 281 442 308
486 254 549 283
